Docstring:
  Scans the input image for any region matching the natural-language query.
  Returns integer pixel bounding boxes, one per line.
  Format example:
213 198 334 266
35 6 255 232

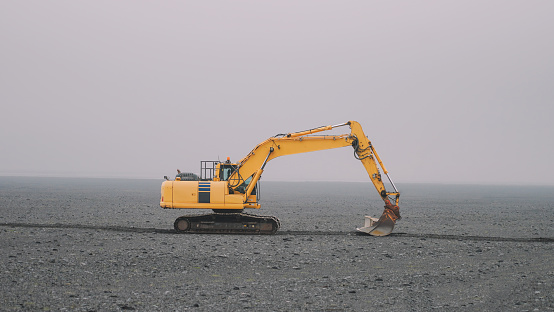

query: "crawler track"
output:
174 212 280 234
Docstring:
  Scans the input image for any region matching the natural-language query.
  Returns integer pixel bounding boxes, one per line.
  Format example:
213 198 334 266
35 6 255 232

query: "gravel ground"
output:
1 177 553 311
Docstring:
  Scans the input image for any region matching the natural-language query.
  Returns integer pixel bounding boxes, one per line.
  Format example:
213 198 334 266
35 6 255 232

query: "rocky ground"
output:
1 177 553 311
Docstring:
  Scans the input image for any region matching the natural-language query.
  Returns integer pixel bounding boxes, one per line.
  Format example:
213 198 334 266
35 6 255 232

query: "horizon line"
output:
1 174 553 187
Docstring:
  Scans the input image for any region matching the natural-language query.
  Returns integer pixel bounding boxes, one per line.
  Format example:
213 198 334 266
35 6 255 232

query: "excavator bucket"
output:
356 201 400 236
356 214 395 236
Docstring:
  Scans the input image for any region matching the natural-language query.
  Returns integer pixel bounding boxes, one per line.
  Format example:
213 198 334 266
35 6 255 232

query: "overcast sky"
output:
1 1 553 185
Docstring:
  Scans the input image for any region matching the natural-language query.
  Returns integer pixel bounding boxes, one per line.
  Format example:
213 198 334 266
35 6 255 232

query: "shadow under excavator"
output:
1 222 552 243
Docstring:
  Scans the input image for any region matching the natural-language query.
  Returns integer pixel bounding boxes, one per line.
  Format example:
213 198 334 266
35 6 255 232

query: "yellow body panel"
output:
173 181 199 204
209 181 226 204
171 203 245 209
226 194 244 204
159 180 258 209
160 181 173 208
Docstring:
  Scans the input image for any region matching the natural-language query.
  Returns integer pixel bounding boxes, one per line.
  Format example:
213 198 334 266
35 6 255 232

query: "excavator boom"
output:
160 121 401 236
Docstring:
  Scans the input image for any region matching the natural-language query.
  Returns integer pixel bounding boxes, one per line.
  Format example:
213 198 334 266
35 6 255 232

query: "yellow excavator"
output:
160 121 401 236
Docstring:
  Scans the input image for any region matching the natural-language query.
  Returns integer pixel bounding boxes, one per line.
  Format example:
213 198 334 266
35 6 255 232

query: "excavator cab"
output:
218 164 235 181
212 161 258 196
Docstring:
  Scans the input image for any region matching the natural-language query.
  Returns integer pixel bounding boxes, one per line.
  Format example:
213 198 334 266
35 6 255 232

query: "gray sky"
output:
1 1 553 185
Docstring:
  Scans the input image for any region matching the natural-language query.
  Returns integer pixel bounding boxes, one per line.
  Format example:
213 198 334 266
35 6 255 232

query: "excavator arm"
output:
225 121 401 235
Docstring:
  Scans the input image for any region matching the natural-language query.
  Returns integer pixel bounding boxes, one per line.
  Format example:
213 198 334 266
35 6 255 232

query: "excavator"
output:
160 121 401 236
